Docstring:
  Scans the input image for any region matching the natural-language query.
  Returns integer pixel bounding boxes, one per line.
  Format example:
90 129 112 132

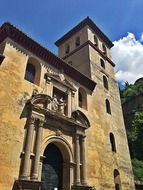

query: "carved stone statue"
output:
51 95 59 111
58 97 66 115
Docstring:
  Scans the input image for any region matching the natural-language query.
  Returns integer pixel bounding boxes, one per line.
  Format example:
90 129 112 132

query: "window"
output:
24 57 41 85
75 37 80 47
110 133 116 152
100 58 105 69
78 87 87 109
105 99 111 114
24 63 36 83
102 43 107 55
114 170 121 190
94 35 98 46
103 76 109 90
65 44 70 54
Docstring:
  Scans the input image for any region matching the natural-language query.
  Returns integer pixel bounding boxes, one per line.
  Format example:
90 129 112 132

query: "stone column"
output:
20 116 35 180
31 119 44 180
80 136 87 185
74 135 81 185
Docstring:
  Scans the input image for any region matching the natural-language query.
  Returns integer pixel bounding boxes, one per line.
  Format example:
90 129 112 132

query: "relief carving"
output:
51 95 66 115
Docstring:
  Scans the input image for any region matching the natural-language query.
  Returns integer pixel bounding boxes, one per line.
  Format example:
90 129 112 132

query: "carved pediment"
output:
44 69 76 91
72 110 90 129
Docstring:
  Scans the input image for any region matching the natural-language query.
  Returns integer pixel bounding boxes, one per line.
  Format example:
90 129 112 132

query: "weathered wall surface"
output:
0 36 135 190
0 42 41 190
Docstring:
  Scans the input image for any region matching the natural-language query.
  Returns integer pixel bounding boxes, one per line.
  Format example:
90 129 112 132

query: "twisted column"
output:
20 116 35 179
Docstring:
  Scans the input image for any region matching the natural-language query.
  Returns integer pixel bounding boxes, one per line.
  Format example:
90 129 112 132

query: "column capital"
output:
72 90 75 97
75 135 80 141
29 116 36 125
81 135 86 141
38 119 45 127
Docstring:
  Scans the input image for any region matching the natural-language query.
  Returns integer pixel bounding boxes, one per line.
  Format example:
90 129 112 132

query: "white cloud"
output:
111 32 143 84
140 33 143 42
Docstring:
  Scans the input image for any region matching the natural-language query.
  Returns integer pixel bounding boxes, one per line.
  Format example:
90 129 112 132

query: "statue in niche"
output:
58 97 66 115
51 95 59 111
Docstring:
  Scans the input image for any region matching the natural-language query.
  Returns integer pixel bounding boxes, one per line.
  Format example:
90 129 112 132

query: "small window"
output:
103 76 109 90
65 44 70 54
100 58 105 69
75 37 80 47
114 170 121 190
105 99 111 114
110 133 116 152
94 35 98 46
102 44 107 55
78 87 87 109
24 63 36 83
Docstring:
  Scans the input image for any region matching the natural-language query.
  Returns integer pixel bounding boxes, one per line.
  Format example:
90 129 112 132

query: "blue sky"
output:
0 0 142 52
0 0 143 83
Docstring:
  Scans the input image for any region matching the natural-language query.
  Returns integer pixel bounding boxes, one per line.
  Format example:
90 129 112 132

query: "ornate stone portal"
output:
17 92 91 190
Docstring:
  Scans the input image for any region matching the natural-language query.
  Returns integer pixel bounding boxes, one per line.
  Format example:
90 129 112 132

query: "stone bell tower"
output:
55 17 135 190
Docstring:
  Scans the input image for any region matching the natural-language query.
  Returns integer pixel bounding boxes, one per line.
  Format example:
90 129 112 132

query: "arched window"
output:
65 44 70 54
110 133 116 152
103 76 109 90
78 87 87 109
75 37 80 47
24 57 41 85
114 170 121 190
24 63 36 83
100 58 105 69
105 99 111 114
102 43 107 55
94 35 98 46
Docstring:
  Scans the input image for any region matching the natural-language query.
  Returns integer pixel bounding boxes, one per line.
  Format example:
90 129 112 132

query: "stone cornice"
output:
62 40 115 67
0 22 96 91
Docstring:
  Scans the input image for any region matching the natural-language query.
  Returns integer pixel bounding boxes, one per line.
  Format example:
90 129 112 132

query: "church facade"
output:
0 17 135 190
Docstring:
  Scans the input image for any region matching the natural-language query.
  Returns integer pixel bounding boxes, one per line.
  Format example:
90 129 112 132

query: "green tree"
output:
132 159 143 181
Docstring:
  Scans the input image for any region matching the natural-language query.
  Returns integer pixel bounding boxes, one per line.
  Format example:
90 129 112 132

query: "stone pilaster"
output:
20 116 35 180
31 119 44 180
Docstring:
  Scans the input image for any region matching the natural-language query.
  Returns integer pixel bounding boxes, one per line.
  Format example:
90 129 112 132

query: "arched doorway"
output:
42 143 63 190
41 138 73 190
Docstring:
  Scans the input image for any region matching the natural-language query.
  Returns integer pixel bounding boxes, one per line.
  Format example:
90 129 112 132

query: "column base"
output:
72 185 94 190
12 179 41 190
31 173 38 181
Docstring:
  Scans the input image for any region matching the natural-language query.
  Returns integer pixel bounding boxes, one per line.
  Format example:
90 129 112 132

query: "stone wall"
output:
0 33 135 190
